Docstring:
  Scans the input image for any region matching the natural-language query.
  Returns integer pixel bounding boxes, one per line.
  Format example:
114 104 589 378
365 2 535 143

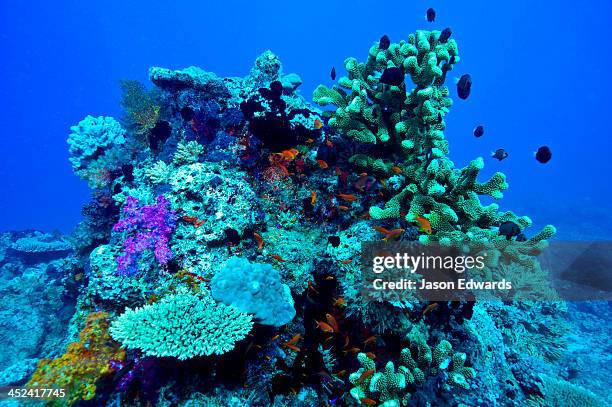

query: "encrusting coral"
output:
26 311 125 406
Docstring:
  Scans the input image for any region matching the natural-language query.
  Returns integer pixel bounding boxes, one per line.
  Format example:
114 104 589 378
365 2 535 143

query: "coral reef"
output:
4 24 594 407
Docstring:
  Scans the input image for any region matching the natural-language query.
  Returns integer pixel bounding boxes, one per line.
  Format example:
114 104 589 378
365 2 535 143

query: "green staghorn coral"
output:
314 30 555 266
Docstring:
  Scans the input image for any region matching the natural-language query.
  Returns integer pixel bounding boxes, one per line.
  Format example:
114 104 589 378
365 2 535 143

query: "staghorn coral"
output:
314 31 555 266
109 290 253 359
26 311 125 406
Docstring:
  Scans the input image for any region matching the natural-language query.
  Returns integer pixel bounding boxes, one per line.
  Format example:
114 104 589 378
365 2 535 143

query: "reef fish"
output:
535 146 552 163
439 27 452 43
414 216 433 234
314 118 323 130
380 67 405 86
473 125 484 138
328 235 340 247
426 7 436 22
379 34 391 50
457 74 472 99
499 221 521 240
315 320 335 333
331 66 336 80
492 148 509 161
337 193 358 202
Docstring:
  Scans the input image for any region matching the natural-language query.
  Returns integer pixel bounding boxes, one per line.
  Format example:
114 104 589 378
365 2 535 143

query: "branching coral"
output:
349 338 475 406
26 311 125 406
109 291 253 359
313 30 555 266
113 195 178 274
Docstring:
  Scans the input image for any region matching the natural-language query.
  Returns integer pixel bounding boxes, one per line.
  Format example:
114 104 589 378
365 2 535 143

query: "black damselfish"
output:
457 74 472 99
426 8 436 22
330 66 336 81
380 67 404 86
379 34 391 50
473 125 484 138
535 146 552 163
492 148 508 161
439 27 452 43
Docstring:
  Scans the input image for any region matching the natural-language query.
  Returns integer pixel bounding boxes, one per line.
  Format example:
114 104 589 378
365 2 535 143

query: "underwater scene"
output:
1 1 611 406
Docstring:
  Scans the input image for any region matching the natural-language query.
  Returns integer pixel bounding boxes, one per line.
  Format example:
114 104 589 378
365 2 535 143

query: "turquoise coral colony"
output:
18 17 607 407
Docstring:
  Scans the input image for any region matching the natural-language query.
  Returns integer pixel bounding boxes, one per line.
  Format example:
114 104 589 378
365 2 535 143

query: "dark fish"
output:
331 66 336 80
439 27 452 43
473 125 484 138
379 67 404 86
498 221 521 240
457 74 472 99
535 146 552 163
492 148 508 161
426 8 436 22
327 236 341 248
379 35 390 50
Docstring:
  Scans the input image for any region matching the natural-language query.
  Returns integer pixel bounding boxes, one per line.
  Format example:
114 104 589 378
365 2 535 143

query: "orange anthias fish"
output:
383 228 405 241
391 166 403 174
414 215 433 234
373 226 391 235
360 397 377 406
314 118 324 130
183 216 205 227
355 368 375 385
341 259 353 264
316 159 329 169
337 193 358 202
325 313 340 332
315 320 335 333
310 191 317 206
333 297 346 307
269 254 286 262
423 302 439 315
253 232 264 250
276 148 300 161
363 336 377 346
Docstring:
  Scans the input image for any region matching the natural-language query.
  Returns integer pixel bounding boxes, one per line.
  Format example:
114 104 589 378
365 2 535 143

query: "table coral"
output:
109 291 253 359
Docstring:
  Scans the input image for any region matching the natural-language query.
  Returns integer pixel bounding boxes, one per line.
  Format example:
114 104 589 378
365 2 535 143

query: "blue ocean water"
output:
0 2 611 406
1 0 611 238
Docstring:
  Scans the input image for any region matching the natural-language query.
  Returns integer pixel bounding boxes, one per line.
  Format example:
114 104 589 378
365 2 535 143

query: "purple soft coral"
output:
113 195 177 274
